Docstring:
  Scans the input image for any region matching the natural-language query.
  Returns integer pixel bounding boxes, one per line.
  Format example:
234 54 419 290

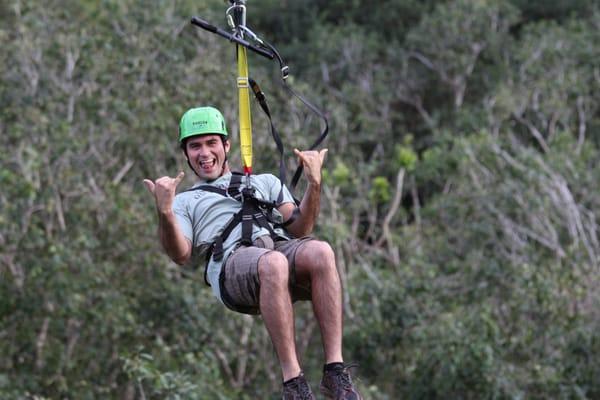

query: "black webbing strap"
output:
211 212 243 262
182 172 244 197
227 172 243 200
183 185 227 196
240 189 255 246
284 78 329 190
211 188 281 256
282 206 301 227
249 78 286 204
206 210 242 285
182 173 287 287
251 39 330 193
252 209 278 237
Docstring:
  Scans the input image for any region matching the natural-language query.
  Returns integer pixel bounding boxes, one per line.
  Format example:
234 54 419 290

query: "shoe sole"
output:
319 386 334 399
319 385 363 400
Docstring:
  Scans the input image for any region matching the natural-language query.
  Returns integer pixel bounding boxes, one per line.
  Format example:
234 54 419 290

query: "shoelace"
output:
331 363 359 390
298 382 313 399
285 375 313 399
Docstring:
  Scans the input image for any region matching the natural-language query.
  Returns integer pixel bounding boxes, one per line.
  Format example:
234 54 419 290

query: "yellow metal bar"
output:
237 44 252 174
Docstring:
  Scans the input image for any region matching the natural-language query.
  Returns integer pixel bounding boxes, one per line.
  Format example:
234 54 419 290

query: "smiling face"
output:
184 134 230 181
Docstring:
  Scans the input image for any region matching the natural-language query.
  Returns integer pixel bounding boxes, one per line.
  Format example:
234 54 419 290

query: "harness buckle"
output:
281 65 289 80
241 186 255 200
237 77 249 88
212 237 224 261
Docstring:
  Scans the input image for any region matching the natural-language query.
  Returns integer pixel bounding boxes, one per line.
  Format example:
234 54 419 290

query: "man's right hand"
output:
143 171 185 214
143 171 192 264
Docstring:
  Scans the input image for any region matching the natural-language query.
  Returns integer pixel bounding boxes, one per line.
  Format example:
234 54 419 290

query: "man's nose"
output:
197 146 209 156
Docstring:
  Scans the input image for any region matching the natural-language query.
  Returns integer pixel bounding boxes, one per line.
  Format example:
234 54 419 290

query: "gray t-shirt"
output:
172 172 295 303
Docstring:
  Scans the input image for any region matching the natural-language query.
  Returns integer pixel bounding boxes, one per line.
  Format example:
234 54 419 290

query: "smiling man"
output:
143 106 362 400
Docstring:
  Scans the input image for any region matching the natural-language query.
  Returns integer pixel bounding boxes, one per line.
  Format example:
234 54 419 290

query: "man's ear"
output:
224 139 231 154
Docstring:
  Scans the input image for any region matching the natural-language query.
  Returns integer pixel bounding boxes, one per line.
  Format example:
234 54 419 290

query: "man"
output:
144 106 362 399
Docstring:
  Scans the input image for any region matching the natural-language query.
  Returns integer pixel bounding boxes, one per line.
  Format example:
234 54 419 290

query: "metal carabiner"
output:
239 25 264 45
226 1 246 36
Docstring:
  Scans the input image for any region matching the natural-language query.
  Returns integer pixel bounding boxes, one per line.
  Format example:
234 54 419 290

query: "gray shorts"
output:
219 236 313 315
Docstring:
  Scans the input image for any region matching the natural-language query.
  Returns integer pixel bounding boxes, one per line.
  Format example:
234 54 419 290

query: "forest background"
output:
2 0 600 399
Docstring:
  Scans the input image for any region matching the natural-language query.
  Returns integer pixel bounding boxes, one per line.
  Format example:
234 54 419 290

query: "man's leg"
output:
294 241 343 364
294 241 363 399
258 250 302 381
222 245 315 398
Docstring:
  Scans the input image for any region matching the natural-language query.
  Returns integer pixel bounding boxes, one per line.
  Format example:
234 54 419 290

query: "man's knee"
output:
258 250 289 286
298 241 336 273
316 240 335 262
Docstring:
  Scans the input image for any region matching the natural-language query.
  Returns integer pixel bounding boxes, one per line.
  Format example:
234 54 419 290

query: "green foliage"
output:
369 176 391 204
510 0 595 22
395 144 418 171
121 348 228 400
2 0 600 398
330 159 351 185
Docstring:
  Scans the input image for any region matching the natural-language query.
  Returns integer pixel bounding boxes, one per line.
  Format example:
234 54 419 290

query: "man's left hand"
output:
294 148 328 186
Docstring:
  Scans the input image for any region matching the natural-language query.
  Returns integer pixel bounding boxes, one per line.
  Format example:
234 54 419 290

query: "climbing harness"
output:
182 172 287 286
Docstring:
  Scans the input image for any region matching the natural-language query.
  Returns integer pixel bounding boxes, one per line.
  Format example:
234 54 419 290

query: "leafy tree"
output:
2 0 600 398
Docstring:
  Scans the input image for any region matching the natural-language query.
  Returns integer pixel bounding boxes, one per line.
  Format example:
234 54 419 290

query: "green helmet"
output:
179 106 228 143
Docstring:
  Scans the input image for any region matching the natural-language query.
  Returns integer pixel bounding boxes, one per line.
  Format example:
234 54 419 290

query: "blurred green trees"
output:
1 0 599 398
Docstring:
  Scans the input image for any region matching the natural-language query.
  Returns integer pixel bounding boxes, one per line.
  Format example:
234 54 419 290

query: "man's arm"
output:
279 149 328 237
143 172 192 265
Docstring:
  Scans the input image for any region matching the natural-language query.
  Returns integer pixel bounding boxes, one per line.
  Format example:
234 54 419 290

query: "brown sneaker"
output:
282 373 315 400
319 363 362 400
